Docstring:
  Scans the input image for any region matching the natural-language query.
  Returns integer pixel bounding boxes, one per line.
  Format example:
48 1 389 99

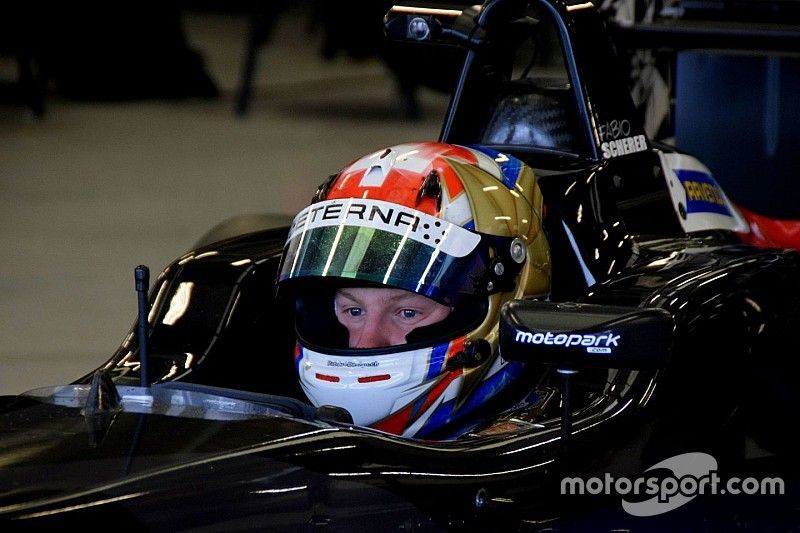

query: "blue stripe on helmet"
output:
415 361 526 439
458 361 525 414
418 398 455 437
426 342 449 380
467 145 523 189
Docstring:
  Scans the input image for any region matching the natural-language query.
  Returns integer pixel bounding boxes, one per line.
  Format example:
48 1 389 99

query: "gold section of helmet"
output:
443 157 551 409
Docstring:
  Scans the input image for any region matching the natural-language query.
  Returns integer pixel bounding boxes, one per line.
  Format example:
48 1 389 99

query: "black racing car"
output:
2 0 800 530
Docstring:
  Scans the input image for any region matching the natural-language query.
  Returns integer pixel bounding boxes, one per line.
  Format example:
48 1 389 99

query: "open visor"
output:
278 198 492 305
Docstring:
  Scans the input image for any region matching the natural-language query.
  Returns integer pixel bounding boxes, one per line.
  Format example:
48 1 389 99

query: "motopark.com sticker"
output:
561 452 784 517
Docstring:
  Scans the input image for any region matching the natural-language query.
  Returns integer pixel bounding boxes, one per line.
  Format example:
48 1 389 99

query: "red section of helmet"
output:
324 142 478 216
371 366 463 435
445 336 466 365
369 336 467 435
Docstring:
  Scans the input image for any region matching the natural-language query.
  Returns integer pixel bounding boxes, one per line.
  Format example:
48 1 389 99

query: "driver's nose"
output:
351 325 393 348
349 314 396 348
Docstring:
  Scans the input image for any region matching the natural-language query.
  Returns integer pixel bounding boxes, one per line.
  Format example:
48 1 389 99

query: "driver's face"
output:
334 287 452 348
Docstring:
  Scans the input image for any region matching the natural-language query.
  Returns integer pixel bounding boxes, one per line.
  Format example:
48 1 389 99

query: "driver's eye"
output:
346 307 363 317
401 309 418 319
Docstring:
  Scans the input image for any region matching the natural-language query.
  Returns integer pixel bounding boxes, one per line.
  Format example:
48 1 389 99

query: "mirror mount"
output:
499 300 674 451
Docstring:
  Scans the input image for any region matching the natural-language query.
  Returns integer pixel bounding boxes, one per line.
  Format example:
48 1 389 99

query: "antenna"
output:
557 367 577 453
135 265 150 388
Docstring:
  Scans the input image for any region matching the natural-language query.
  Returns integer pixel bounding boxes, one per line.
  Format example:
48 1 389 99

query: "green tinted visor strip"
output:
279 199 490 301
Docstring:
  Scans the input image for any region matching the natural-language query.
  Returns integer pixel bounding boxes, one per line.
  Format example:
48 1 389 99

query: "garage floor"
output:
0 7 450 394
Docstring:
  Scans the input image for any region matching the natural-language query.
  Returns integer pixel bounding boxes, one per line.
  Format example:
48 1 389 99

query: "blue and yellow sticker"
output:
675 169 732 217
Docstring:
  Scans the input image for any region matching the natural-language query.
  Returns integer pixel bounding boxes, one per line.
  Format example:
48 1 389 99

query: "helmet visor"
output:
278 198 487 304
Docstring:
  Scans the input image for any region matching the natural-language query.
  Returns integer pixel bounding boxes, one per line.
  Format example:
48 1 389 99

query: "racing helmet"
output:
277 141 550 439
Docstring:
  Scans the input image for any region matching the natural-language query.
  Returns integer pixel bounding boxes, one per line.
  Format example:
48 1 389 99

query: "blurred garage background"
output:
0 2 456 394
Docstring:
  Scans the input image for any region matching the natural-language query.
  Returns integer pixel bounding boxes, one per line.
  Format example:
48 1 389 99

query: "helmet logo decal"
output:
288 198 481 258
326 359 379 368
